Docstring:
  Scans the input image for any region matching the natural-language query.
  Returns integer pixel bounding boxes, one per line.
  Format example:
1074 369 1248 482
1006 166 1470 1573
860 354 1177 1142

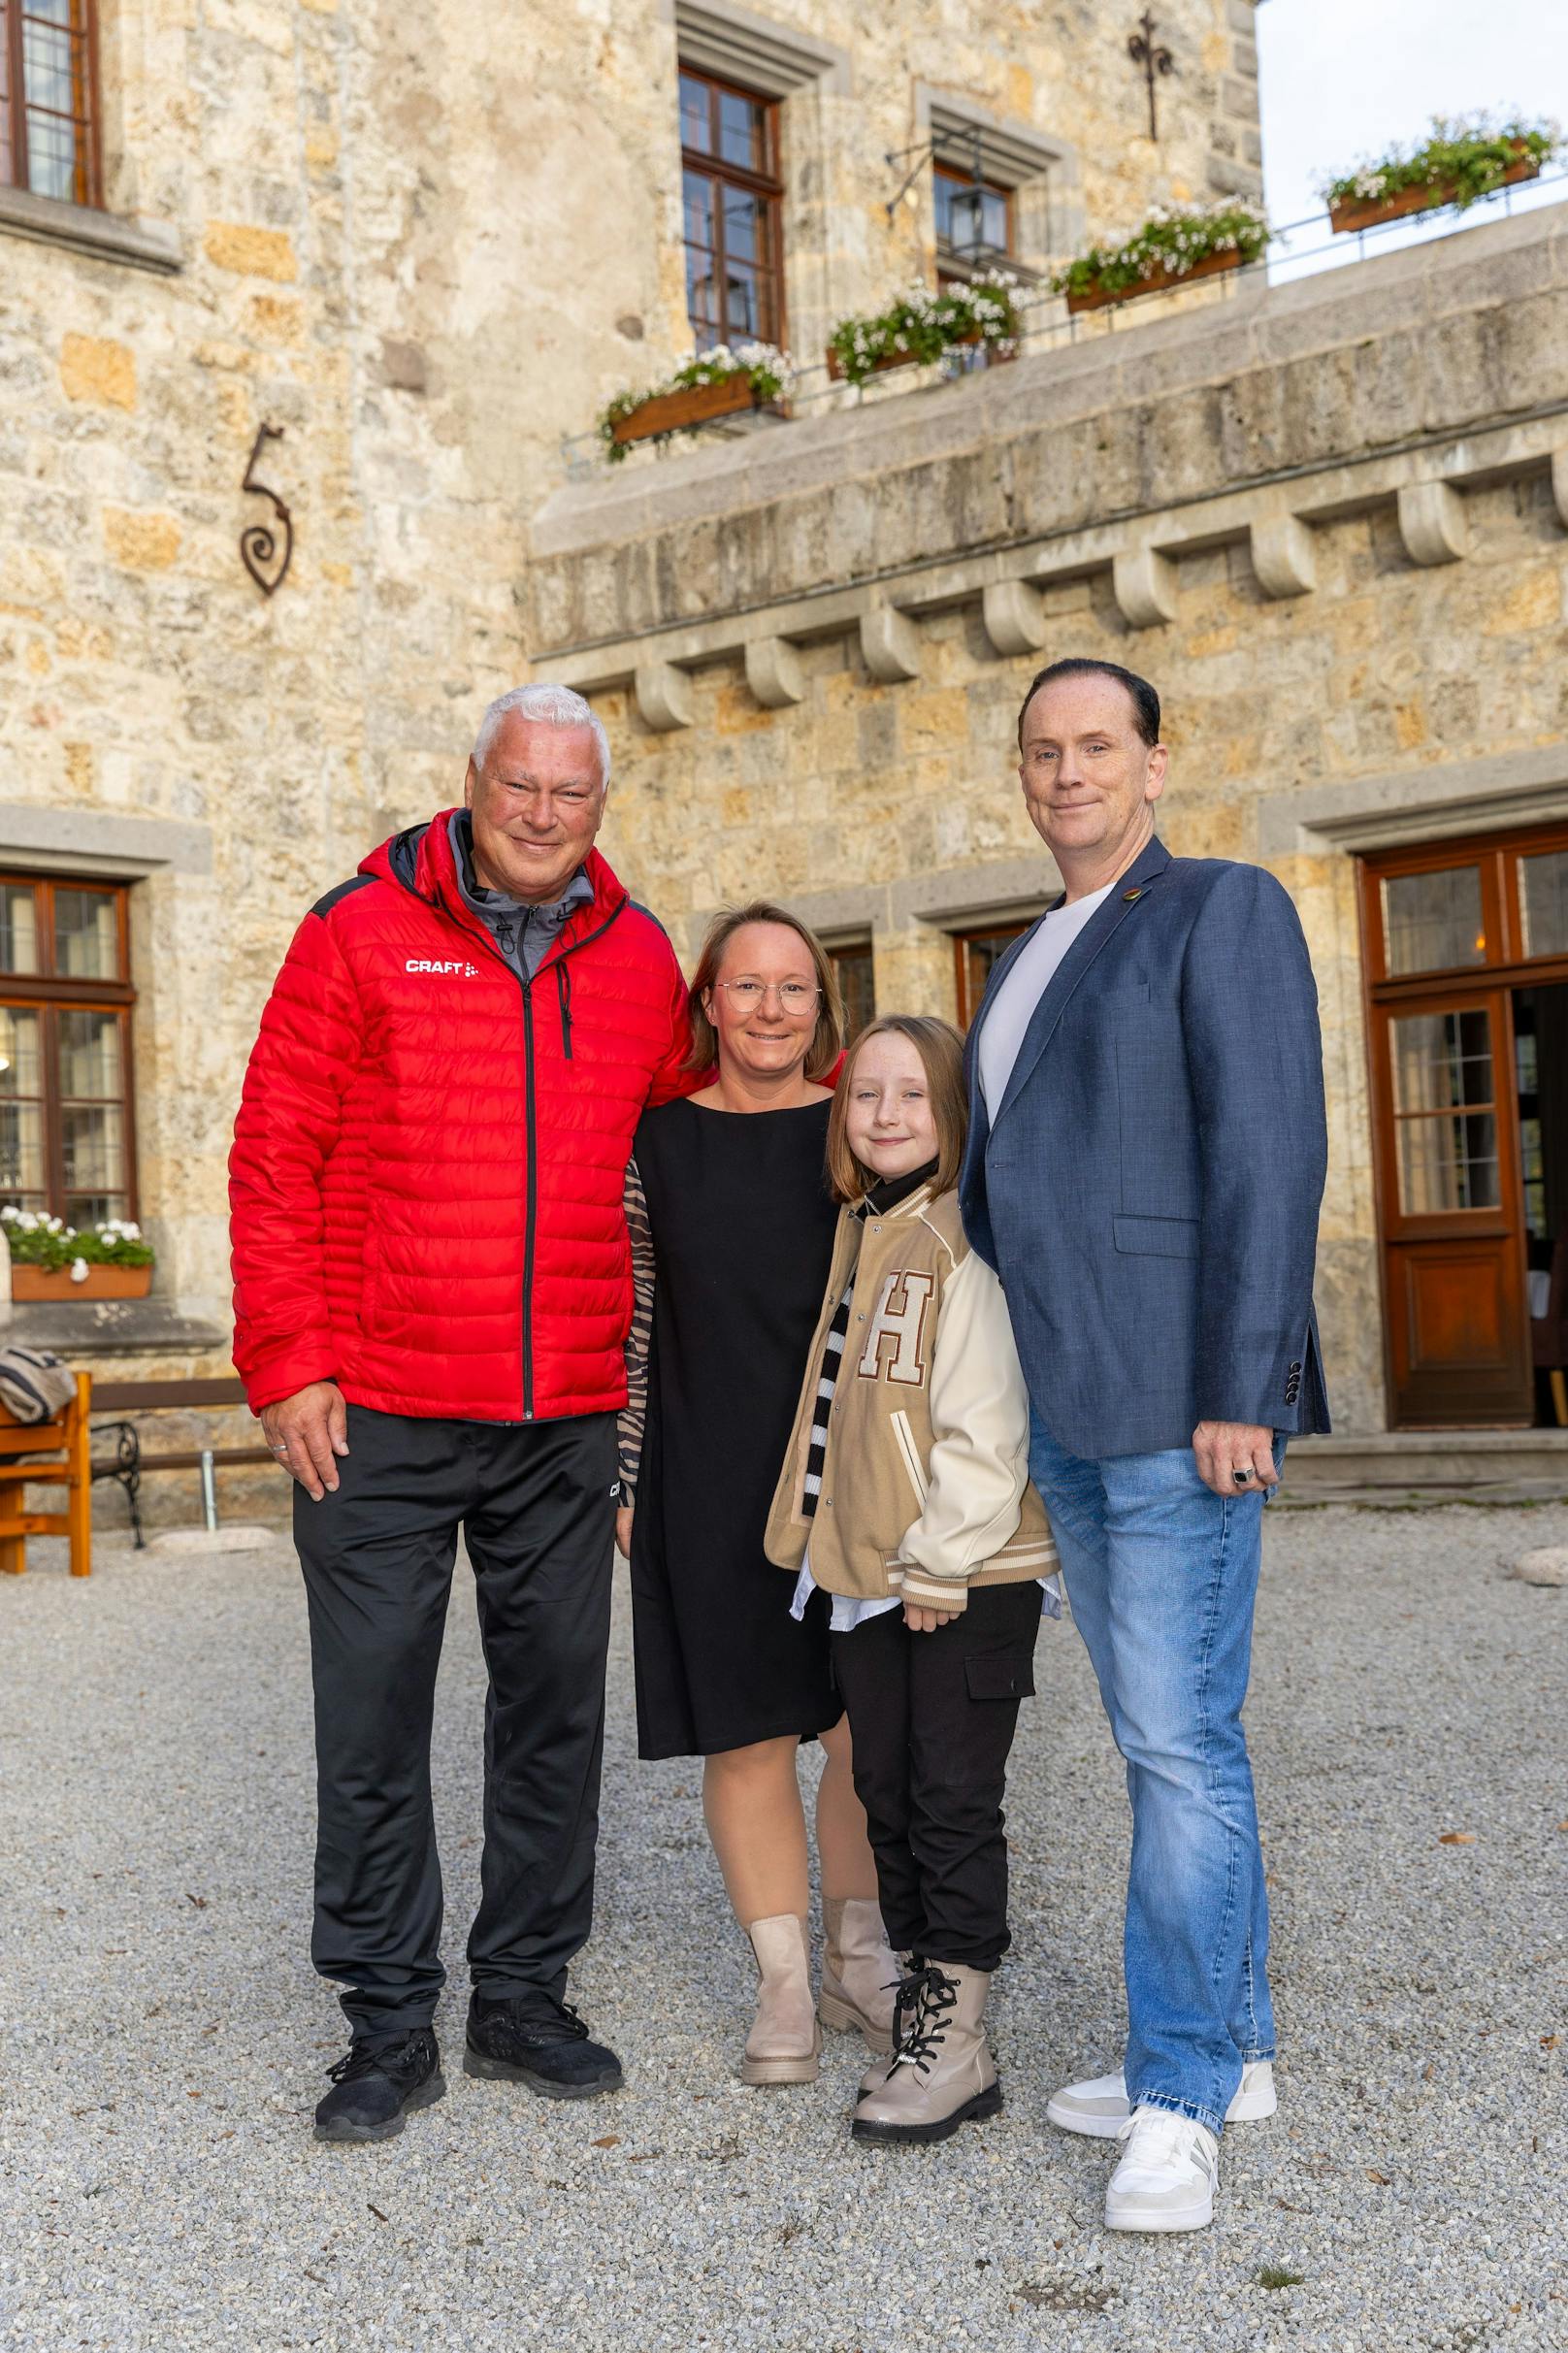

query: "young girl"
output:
766 1015 1059 2144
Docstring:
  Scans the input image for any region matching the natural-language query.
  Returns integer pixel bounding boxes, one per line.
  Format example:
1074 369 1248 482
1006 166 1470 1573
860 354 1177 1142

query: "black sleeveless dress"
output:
629 1094 841 1759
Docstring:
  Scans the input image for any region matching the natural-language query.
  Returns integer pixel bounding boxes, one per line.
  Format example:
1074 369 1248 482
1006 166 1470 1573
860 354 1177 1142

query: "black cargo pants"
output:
830 1580 1042 1974
293 1402 618 2036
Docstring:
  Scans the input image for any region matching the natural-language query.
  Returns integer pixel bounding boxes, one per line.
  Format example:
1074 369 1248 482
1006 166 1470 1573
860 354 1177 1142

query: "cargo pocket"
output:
964 1650 1036 1702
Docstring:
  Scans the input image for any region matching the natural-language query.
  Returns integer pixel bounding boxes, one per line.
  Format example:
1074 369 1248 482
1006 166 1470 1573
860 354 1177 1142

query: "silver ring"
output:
271 1442 290 1456
1232 1466 1254 1485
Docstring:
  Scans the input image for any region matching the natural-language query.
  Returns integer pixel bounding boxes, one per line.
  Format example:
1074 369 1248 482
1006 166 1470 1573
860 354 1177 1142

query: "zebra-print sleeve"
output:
617 1155 655 1504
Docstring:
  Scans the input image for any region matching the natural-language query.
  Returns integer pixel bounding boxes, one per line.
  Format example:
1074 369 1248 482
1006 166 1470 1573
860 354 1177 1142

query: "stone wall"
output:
532 207 1568 1437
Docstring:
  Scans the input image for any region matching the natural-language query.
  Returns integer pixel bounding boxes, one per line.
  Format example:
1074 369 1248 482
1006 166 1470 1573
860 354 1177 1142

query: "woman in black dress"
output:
617 903 898 2084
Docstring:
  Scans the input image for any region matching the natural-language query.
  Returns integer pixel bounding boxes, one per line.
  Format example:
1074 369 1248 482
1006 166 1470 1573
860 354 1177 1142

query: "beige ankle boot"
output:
739 1914 820 2087
851 1962 1001 2143
819 1897 899 2055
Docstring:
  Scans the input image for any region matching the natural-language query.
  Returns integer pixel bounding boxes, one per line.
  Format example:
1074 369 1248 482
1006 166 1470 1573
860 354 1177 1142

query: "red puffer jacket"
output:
230 813 692 1422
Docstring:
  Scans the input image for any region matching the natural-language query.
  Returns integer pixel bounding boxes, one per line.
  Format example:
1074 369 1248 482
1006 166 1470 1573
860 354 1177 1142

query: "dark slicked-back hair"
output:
1016 658 1161 751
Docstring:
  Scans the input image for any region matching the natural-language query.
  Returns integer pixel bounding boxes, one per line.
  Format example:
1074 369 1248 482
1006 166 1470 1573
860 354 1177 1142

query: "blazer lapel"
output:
992 836 1171 1129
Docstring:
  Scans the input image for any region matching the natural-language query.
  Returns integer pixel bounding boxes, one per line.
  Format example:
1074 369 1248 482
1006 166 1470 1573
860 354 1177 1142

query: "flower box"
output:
11 1262 152 1302
609 374 764 447
1328 140 1540 234
826 327 985 382
1064 245 1244 313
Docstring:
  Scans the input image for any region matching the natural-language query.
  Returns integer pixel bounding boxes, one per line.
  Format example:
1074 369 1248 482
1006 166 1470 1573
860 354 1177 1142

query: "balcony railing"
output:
562 167 1566 479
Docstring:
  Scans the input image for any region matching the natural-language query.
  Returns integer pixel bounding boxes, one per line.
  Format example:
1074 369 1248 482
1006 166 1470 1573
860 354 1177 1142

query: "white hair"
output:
472 682 610 790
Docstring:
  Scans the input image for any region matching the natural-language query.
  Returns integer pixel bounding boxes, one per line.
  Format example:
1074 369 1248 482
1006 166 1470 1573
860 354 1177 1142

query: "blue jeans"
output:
1029 1414 1275 2136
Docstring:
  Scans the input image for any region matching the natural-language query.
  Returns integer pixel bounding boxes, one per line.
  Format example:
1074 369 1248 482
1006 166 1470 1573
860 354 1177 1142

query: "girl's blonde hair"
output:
686 901 844 1082
826 1014 968 1202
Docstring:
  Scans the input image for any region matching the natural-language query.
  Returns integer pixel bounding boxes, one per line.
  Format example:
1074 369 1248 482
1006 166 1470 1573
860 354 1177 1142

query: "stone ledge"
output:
1288 1429 1568 1493
7 1300 228 1360
0 185 181 275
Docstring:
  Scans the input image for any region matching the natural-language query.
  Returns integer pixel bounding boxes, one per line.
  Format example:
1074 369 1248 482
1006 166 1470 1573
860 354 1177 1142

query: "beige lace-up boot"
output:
818 1897 899 2055
850 1963 1001 2143
739 1914 821 2086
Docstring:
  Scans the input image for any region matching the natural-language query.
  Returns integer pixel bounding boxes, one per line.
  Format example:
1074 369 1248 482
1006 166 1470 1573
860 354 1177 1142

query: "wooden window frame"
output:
677 61 786 352
954 924 1028 1028
828 938 875 1042
2 0 103 209
0 871 138 1225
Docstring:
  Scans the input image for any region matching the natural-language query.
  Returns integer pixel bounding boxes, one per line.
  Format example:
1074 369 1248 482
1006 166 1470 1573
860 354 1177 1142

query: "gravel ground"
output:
2 1505 1565 2353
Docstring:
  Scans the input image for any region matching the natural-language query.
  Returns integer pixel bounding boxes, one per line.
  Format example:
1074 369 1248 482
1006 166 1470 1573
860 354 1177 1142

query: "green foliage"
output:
2 1207 154 1273
598 343 791 462
1256 2267 1307 2292
1052 200 1268 301
826 276 1019 388
1323 115 1560 214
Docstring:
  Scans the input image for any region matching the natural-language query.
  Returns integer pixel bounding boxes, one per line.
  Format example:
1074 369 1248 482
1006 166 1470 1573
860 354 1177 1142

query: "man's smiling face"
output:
465 714 608 904
1018 670 1166 869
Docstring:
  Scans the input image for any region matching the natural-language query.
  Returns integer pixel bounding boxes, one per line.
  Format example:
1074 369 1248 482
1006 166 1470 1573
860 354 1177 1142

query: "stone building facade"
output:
1 0 1565 1498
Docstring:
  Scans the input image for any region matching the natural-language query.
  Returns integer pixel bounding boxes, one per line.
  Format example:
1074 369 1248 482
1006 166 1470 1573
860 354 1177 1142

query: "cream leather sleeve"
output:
896 1251 1031 1610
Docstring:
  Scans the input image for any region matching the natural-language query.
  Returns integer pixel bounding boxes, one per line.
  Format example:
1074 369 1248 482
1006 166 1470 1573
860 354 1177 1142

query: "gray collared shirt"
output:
448 810 593 980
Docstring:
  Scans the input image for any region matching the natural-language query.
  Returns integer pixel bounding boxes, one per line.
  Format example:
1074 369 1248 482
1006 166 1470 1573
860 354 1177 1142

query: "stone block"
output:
635 661 695 732
203 222 298 281
1397 481 1471 567
859 606 922 683
744 637 805 708
1250 515 1317 600
980 579 1047 657
103 508 182 572
1112 547 1178 629
59 333 136 410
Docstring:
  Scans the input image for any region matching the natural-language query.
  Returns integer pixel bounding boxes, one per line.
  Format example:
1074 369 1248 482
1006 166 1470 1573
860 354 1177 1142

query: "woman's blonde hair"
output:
686 900 844 1084
826 1014 968 1202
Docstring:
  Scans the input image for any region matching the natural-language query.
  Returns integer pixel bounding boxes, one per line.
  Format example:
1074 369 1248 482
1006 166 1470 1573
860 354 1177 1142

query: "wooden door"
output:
1368 987 1531 1425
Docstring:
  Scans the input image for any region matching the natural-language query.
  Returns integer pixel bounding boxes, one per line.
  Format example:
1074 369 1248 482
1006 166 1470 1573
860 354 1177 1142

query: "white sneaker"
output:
1047 2057 1275 2140
1104 2106 1219 2234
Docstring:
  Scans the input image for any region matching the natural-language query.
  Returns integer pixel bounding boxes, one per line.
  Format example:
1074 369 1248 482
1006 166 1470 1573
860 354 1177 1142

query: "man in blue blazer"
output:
961 657 1328 2234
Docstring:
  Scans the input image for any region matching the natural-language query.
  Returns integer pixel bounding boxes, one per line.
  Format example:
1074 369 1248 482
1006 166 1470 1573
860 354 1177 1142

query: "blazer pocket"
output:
964 1650 1036 1701
890 1410 930 1511
1112 1213 1201 1259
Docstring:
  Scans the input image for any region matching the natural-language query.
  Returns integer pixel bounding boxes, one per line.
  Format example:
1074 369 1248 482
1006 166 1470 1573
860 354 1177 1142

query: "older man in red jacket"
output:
230 682 691 2142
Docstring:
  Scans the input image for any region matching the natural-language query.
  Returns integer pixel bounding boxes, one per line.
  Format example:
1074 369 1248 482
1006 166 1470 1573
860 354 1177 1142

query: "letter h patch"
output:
857 1270 934 1386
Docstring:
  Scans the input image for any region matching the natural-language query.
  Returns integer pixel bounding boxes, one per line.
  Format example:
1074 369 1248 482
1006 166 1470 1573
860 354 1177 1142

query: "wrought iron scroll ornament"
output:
1128 12 1174 143
240 423 293 597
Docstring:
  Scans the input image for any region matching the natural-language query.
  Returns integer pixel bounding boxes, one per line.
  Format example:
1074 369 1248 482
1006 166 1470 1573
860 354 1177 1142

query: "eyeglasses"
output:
716 979 820 1015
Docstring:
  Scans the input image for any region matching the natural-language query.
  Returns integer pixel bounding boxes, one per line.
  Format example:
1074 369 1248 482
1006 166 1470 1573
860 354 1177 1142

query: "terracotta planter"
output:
1328 143 1539 235
609 374 763 447
11 1262 152 1302
1064 245 1246 314
825 326 999 383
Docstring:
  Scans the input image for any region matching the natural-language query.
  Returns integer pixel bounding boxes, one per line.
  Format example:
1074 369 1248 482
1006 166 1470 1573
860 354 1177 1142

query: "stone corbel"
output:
1249 514 1316 600
1552 447 1568 532
744 636 805 708
634 659 695 732
859 605 922 684
980 579 1048 658
1397 479 1470 567
1112 546 1177 630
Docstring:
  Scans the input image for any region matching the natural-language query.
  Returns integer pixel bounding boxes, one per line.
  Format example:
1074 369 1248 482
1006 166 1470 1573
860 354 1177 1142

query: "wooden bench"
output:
90 1376 276 1548
0 1371 93 1578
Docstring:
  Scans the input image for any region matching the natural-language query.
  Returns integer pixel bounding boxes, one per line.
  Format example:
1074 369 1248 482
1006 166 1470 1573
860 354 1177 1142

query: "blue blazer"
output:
960 836 1330 1459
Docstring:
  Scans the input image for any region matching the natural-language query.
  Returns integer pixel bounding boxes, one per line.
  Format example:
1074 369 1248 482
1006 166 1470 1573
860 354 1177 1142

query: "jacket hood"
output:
358 811 629 939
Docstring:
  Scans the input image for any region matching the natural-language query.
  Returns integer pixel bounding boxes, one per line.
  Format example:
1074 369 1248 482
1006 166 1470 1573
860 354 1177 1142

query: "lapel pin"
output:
1123 888 1144 902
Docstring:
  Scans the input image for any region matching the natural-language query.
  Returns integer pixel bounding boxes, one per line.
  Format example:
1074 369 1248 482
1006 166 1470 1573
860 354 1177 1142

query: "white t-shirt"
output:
977 882 1115 1112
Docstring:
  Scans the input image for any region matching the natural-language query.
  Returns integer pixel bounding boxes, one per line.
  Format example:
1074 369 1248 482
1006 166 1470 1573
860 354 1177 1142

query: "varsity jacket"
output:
765 1184 1057 1613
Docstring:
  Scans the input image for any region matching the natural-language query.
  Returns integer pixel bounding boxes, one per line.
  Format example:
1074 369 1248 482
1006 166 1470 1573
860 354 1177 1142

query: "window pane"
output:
960 927 1026 1024
722 183 760 262
832 946 875 1042
1396 1111 1499 1215
54 888 120 979
0 1005 46 1199
0 883 41 973
1519 849 1568 959
682 166 713 249
21 17 74 114
716 87 766 172
59 1102 124 1198
1390 1009 1493 1116
57 1007 123 1097
1382 866 1486 975
679 72 711 153
723 260 762 341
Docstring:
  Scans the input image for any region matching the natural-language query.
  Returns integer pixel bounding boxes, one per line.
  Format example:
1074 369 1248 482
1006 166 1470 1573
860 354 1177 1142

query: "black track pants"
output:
830 1580 1042 1974
294 1403 618 2035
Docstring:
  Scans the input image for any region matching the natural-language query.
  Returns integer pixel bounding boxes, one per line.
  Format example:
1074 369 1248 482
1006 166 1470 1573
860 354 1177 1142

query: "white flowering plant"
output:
1054 200 1268 303
1 1205 153 1278
1321 114 1560 215
598 343 793 462
827 275 1019 386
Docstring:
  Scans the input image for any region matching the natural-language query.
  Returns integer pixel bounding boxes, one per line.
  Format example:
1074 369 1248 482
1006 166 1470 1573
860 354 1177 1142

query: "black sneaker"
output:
313 2028 444 2144
464 1988 623 2100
